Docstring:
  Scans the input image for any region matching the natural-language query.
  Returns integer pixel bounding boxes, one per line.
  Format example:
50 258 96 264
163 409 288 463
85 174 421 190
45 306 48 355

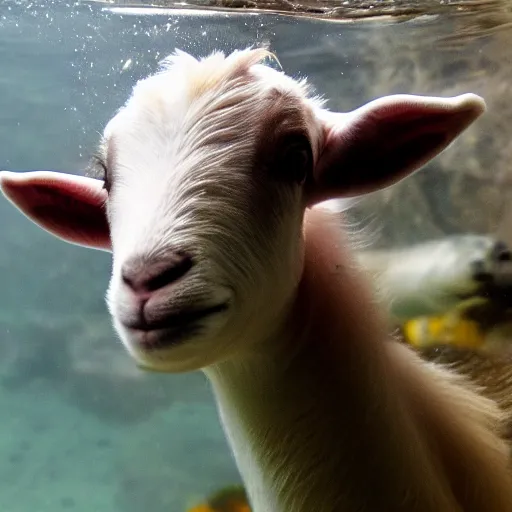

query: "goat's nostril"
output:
146 254 193 291
121 252 194 294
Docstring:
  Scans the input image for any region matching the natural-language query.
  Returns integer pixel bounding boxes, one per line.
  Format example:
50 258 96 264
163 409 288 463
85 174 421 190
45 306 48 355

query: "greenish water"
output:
0 1 511 510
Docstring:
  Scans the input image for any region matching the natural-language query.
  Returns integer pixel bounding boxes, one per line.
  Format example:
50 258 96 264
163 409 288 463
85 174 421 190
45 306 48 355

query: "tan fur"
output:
419 344 512 445
207 207 512 512
172 48 276 102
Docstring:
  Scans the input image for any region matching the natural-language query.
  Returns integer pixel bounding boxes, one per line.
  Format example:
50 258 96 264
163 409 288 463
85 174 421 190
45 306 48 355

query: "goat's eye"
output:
91 154 111 193
278 135 312 185
102 169 111 194
97 158 111 193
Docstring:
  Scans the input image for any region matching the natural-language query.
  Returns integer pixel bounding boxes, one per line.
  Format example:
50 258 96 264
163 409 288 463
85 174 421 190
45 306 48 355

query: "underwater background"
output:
1 0 512 510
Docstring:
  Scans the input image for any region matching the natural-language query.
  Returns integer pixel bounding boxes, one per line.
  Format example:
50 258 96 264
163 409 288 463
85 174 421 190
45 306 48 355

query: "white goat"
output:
2 48 512 512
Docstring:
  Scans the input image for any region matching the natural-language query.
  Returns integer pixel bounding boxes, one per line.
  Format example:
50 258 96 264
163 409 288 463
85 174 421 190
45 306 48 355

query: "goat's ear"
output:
308 93 486 204
0 170 111 251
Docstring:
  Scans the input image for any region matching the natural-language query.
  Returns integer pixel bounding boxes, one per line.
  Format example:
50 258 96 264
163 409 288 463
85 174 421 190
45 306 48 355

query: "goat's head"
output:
0 48 485 372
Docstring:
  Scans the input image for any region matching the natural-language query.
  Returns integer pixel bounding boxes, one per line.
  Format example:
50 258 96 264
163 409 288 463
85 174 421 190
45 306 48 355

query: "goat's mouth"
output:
122 303 229 351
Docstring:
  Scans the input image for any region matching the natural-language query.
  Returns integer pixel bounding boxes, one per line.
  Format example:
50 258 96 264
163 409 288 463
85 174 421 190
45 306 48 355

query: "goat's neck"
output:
205 213 512 512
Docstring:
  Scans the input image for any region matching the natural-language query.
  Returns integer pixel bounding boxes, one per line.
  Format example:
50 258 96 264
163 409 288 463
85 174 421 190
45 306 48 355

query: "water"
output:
0 1 511 510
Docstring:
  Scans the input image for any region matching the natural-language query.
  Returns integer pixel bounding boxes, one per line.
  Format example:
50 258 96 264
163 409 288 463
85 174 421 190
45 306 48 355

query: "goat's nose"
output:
121 252 193 295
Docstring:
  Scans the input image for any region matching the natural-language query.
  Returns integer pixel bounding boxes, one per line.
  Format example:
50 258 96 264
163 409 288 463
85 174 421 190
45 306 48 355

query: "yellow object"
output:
403 313 486 349
186 485 251 512
187 504 250 512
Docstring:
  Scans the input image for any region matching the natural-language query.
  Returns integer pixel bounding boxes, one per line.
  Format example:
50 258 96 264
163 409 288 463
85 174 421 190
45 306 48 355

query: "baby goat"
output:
2 48 512 511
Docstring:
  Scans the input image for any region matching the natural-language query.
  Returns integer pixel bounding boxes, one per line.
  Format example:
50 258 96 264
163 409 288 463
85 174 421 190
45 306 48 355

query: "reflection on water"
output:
1 1 512 510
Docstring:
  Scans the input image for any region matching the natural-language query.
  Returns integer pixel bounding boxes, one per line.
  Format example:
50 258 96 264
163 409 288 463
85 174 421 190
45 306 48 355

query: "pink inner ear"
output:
0 171 111 251
310 93 486 204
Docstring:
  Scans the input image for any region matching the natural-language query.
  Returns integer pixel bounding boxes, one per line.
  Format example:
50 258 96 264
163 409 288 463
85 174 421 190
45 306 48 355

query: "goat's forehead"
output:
103 51 309 140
